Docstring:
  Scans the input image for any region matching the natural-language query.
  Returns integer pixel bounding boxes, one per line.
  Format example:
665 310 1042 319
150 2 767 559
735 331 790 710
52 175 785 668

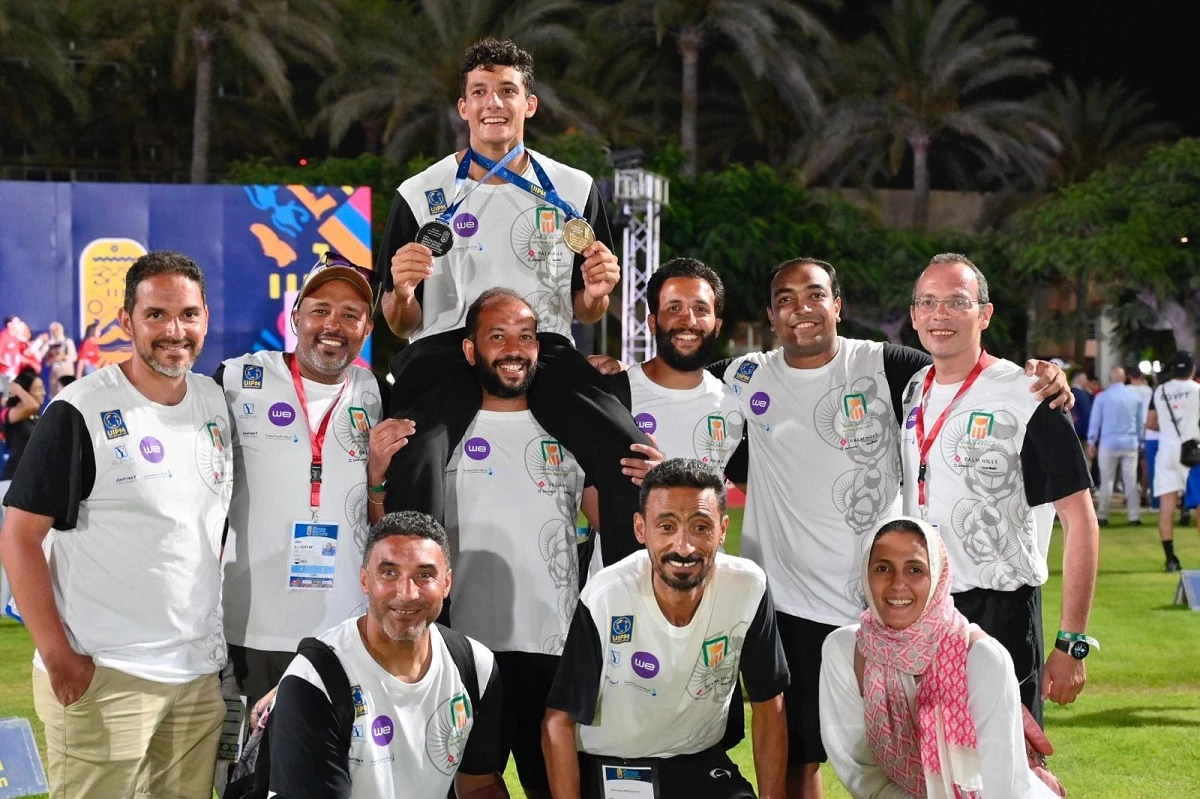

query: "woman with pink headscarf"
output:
819 517 1064 798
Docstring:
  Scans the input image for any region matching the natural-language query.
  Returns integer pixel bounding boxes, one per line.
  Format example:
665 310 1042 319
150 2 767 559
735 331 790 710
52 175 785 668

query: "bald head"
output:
1109 366 1126 386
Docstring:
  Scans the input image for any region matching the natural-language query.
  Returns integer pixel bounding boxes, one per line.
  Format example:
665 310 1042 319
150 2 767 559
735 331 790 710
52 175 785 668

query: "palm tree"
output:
168 0 339 183
804 0 1054 229
607 0 833 177
0 0 85 144
1040 77 1180 187
313 0 579 163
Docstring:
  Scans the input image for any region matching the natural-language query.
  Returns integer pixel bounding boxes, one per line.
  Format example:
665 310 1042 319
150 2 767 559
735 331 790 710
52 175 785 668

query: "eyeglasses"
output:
295 250 380 312
912 297 982 313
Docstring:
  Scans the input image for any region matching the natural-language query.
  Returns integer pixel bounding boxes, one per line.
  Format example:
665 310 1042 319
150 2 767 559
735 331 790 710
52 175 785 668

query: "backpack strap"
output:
435 623 480 711
297 637 355 745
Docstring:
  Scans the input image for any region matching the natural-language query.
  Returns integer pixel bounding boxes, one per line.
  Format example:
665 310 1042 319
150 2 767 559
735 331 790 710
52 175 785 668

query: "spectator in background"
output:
1147 351 1200 572
1087 366 1144 526
1070 372 1093 444
2 367 45 481
75 322 102 378
0 317 30 380
46 322 77 375
1128 367 1158 508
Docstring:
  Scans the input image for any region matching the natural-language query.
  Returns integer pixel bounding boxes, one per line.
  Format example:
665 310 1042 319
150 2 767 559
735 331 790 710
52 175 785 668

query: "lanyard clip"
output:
918 462 927 483
310 462 323 484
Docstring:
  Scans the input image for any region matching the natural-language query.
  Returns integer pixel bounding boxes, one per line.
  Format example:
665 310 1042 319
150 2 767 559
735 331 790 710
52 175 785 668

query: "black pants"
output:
227 644 296 712
579 747 755 799
386 329 648 565
953 584 1044 726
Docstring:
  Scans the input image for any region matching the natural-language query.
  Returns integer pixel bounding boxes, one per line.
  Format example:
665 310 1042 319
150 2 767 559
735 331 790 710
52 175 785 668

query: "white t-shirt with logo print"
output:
219 351 386 652
269 619 504 798
626 363 745 471
899 359 1092 592
3 364 232 683
444 410 586 655
722 339 906 626
1152 378 1200 448
546 551 789 759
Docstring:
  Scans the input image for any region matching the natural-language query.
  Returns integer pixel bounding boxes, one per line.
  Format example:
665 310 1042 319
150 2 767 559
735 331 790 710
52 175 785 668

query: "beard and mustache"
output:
655 324 719 371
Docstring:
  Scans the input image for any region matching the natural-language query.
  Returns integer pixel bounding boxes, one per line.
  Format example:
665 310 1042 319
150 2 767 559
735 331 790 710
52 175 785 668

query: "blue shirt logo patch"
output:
425 188 448 215
734 361 758 384
100 409 128 440
242 365 264 389
610 615 634 645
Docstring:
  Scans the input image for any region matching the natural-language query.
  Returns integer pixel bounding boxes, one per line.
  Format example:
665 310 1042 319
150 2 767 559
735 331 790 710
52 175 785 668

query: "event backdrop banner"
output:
0 182 373 375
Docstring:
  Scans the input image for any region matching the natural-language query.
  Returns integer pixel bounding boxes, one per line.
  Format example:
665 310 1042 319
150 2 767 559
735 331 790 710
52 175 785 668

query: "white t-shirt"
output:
220 352 385 652
1152 379 1200 448
1130 383 1158 441
389 149 600 341
627 363 745 471
4 365 232 682
269 619 504 798
722 339 908 625
819 625 1057 799
546 551 789 759
899 360 1092 592
445 410 585 655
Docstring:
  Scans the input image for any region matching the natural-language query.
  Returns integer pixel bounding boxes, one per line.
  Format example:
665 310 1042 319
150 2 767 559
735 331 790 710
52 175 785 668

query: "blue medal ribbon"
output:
467 149 583 222
437 143 526 223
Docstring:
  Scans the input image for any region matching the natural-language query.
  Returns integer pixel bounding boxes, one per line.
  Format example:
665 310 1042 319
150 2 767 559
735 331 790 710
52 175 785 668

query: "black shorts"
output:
953 584 1044 725
775 612 839 765
493 650 559 791
579 746 754 799
227 644 296 710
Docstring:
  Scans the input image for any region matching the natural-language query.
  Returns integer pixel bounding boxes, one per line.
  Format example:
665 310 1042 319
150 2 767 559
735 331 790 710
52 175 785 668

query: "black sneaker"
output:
1167 557 1182 573
1129 519 1142 526
1182 511 1192 526
1098 518 1109 527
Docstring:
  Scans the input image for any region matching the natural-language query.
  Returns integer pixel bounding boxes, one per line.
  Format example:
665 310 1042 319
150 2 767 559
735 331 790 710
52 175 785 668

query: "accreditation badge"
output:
287 521 339 590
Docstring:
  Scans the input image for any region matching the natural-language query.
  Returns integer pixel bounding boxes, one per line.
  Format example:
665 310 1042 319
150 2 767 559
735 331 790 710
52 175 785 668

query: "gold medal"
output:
562 217 596 254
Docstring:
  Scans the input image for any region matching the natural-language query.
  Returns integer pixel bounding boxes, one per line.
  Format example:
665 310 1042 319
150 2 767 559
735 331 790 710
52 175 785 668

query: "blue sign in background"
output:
0 717 48 798
0 182 373 376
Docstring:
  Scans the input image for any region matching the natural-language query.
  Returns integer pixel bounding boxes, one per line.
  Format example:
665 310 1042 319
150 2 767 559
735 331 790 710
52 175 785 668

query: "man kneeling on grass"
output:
542 459 790 799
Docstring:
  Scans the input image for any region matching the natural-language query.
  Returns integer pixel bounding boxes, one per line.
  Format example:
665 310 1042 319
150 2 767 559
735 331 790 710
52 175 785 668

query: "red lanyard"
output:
288 354 349 510
914 350 988 507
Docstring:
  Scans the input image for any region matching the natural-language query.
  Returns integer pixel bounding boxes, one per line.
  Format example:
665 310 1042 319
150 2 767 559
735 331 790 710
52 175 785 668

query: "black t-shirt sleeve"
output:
571 181 614 296
1021 398 1093 506
267 673 353 799
212 363 226 388
707 358 735 382
601 370 633 412
373 372 392 410
739 584 791 703
2 401 95 529
458 659 507 775
882 343 932 426
545 602 604 724
723 433 749 484
375 190 421 295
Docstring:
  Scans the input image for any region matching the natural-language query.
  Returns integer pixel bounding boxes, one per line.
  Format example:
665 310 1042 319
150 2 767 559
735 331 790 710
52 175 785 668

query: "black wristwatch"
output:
1054 631 1099 660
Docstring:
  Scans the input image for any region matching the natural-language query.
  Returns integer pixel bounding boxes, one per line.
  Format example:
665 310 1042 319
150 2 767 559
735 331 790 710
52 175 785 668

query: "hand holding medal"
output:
416 143 527 257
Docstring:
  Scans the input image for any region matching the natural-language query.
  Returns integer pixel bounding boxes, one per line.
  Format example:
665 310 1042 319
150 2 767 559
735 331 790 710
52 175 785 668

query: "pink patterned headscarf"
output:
855 517 981 799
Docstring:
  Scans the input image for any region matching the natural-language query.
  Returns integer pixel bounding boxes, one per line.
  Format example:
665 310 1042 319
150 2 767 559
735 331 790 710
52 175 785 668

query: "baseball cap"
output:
1170 350 1195 378
296 250 378 310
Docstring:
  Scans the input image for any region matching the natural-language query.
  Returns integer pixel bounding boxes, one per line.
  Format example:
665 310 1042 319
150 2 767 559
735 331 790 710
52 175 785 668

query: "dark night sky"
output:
835 2 1200 137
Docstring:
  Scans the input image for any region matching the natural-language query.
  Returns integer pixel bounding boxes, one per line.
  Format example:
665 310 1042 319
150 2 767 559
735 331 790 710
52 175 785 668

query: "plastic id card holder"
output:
288 521 339 590
597 758 659 798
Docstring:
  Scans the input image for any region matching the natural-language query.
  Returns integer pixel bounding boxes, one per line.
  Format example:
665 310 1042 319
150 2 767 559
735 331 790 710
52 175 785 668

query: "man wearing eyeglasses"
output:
216 253 416 721
712 257 1072 799
374 38 648 567
899 253 1099 727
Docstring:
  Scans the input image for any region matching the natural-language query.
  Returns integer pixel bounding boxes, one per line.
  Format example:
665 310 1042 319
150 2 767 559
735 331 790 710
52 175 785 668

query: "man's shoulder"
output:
528 149 595 187
714 552 767 592
398 154 460 198
581 550 648 607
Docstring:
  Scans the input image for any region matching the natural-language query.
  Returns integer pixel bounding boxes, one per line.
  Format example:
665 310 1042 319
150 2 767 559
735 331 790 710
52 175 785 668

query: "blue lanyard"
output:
438 143 526 223
467 149 582 222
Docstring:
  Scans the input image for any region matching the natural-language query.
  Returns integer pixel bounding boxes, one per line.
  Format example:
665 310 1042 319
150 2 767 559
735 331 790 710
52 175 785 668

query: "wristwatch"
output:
1055 631 1100 660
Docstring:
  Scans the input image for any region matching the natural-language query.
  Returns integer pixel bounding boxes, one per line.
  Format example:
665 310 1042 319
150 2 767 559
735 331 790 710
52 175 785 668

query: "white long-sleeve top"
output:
819 625 1059 799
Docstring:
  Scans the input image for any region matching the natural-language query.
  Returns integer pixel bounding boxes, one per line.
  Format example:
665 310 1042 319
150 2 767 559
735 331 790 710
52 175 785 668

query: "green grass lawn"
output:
3 510 1199 798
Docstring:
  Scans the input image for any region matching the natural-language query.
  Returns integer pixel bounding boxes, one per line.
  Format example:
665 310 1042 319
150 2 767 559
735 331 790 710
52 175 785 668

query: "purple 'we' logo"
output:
631 651 659 679
139 436 165 463
906 407 919 429
269 402 296 427
370 715 394 746
464 437 491 460
749 392 770 415
634 413 657 434
453 213 479 238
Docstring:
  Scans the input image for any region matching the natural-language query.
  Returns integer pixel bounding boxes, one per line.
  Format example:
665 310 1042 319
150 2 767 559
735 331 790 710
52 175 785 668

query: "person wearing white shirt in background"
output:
1146 350 1200 572
1086 365 1145 526
820 516 1064 799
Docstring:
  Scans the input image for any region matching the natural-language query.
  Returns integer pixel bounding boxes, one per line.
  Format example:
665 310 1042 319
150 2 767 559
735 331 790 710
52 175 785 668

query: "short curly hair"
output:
460 37 535 98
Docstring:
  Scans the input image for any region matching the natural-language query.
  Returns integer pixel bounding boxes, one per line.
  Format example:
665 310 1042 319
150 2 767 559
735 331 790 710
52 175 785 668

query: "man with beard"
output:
267 511 509 798
216 251 417 726
542 459 789 799
716 258 1072 798
0 252 233 798
444 288 650 798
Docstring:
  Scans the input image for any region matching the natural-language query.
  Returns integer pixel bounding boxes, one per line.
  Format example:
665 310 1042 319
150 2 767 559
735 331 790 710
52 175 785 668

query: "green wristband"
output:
367 482 387 494
1056 630 1100 651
